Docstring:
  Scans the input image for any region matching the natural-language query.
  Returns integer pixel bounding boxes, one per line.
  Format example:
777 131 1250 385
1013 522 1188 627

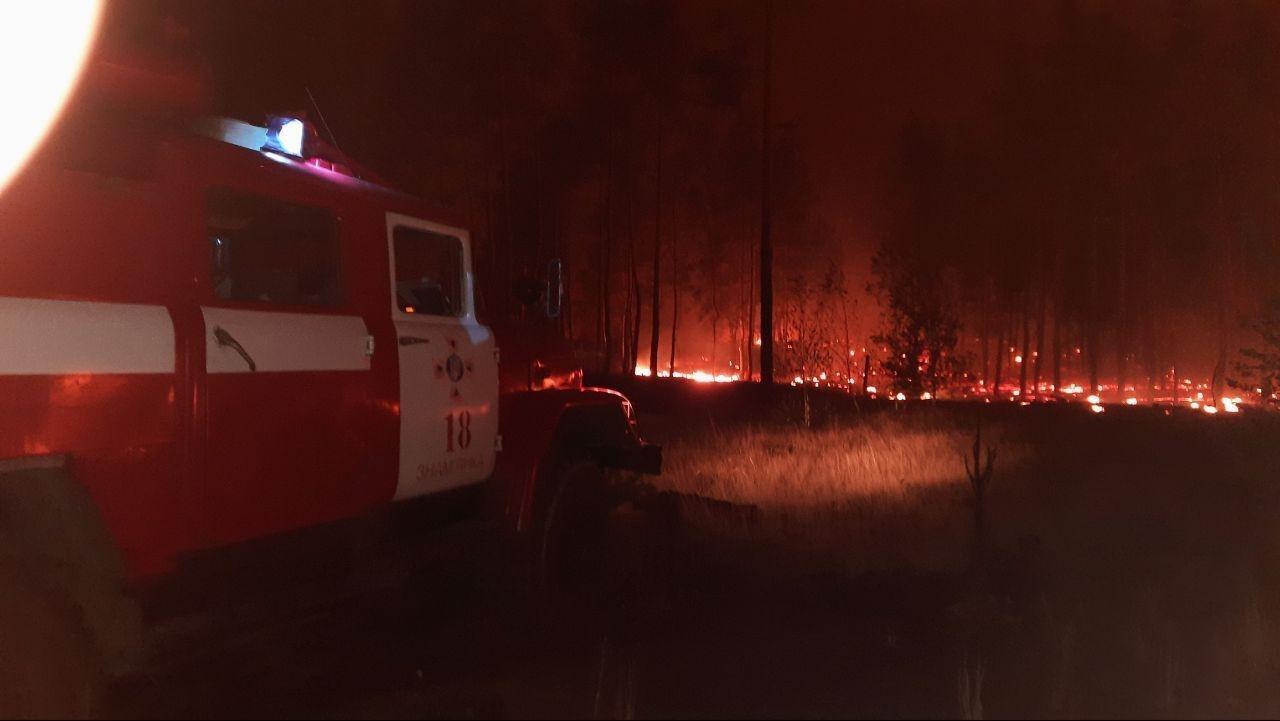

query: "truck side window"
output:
208 189 342 307
393 227 463 317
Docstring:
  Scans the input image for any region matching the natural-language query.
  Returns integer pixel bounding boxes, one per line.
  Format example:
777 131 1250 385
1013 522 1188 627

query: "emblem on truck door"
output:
432 338 475 399
446 354 466 383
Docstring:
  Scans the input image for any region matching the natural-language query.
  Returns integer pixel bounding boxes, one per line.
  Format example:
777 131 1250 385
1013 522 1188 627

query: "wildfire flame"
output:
631 357 1259 420
634 366 739 383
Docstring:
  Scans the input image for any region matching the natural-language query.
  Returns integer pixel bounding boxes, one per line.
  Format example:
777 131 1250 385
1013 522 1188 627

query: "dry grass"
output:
649 412 1031 573
628 393 1280 715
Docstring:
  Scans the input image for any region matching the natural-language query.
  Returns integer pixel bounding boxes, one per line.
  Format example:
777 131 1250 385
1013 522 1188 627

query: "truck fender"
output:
491 390 661 536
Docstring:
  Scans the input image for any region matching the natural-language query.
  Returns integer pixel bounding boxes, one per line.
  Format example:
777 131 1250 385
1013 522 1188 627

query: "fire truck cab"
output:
0 57 658 713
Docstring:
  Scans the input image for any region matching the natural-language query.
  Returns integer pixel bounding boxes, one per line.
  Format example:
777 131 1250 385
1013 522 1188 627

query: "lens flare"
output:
0 2 103 195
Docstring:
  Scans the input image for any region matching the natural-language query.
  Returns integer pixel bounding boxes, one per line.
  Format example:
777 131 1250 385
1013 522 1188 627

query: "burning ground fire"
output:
632 364 1265 416
634 366 741 384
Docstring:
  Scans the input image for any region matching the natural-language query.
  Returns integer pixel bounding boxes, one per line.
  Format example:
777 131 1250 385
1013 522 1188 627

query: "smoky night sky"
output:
111 0 1280 389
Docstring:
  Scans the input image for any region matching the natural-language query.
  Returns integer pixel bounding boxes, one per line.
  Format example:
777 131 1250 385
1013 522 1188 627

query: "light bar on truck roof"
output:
261 116 305 158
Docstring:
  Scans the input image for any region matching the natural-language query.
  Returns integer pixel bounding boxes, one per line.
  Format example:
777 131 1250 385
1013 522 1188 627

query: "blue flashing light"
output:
262 117 305 158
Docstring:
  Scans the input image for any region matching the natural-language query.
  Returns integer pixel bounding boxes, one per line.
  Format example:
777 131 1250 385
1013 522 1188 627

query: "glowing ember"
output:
1221 398 1240 413
1086 394 1101 405
1091 404 1106 414
1203 404 1219 415
894 392 907 401
1125 398 1138 406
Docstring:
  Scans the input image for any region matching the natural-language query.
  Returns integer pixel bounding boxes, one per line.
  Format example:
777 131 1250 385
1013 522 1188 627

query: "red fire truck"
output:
0 55 659 714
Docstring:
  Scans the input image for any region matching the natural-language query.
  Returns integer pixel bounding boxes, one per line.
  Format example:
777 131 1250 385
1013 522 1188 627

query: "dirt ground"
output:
110 381 1280 718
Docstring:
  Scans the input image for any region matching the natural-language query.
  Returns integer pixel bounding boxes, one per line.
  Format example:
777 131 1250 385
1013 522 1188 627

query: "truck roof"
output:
39 54 469 232
186 115 467 231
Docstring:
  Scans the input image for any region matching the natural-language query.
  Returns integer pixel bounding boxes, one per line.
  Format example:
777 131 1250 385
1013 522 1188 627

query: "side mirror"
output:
545 259 563 319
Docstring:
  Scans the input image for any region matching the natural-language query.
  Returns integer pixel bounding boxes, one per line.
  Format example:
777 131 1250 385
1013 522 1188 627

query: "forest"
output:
158 0 1280 401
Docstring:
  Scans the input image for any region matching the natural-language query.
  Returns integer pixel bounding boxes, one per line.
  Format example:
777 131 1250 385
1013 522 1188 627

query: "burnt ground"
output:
109 381 1280 719
111 545 964 719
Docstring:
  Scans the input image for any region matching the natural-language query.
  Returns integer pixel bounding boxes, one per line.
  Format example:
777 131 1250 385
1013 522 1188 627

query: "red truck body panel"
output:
0 57 655 580
0 126 473 576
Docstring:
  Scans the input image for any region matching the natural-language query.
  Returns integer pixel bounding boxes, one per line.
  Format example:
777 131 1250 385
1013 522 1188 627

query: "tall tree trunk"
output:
710 273 720 374
484 149 498 320
1019 302 1031 397
745 230 756 381
1211 199 1234 405
980 286 991 393
1051 305 1062 396
668 228 679 376
758 0 775 385
1086 323 1100 397
1033 283 1047 396
621 233 634 373
1115 221 1128 400
625 176 641 375
648 125 663 377
992 318 1006 401
499 119 514 324
1087 230 1101 396
600 145 615 374
841 292 853 385
630 246 642 374
596 191 608 372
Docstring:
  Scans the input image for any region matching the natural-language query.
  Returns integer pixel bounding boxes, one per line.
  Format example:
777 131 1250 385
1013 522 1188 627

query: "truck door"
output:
387 213 497 499
202 188 375 545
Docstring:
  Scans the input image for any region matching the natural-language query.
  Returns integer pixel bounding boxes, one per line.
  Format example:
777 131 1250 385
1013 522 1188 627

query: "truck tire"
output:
533 458 612 626
0 568 101 718
0 466 142 716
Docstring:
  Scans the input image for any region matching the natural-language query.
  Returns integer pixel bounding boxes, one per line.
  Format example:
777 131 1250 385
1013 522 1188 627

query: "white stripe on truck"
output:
0 296 174 375
201 306 370 374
